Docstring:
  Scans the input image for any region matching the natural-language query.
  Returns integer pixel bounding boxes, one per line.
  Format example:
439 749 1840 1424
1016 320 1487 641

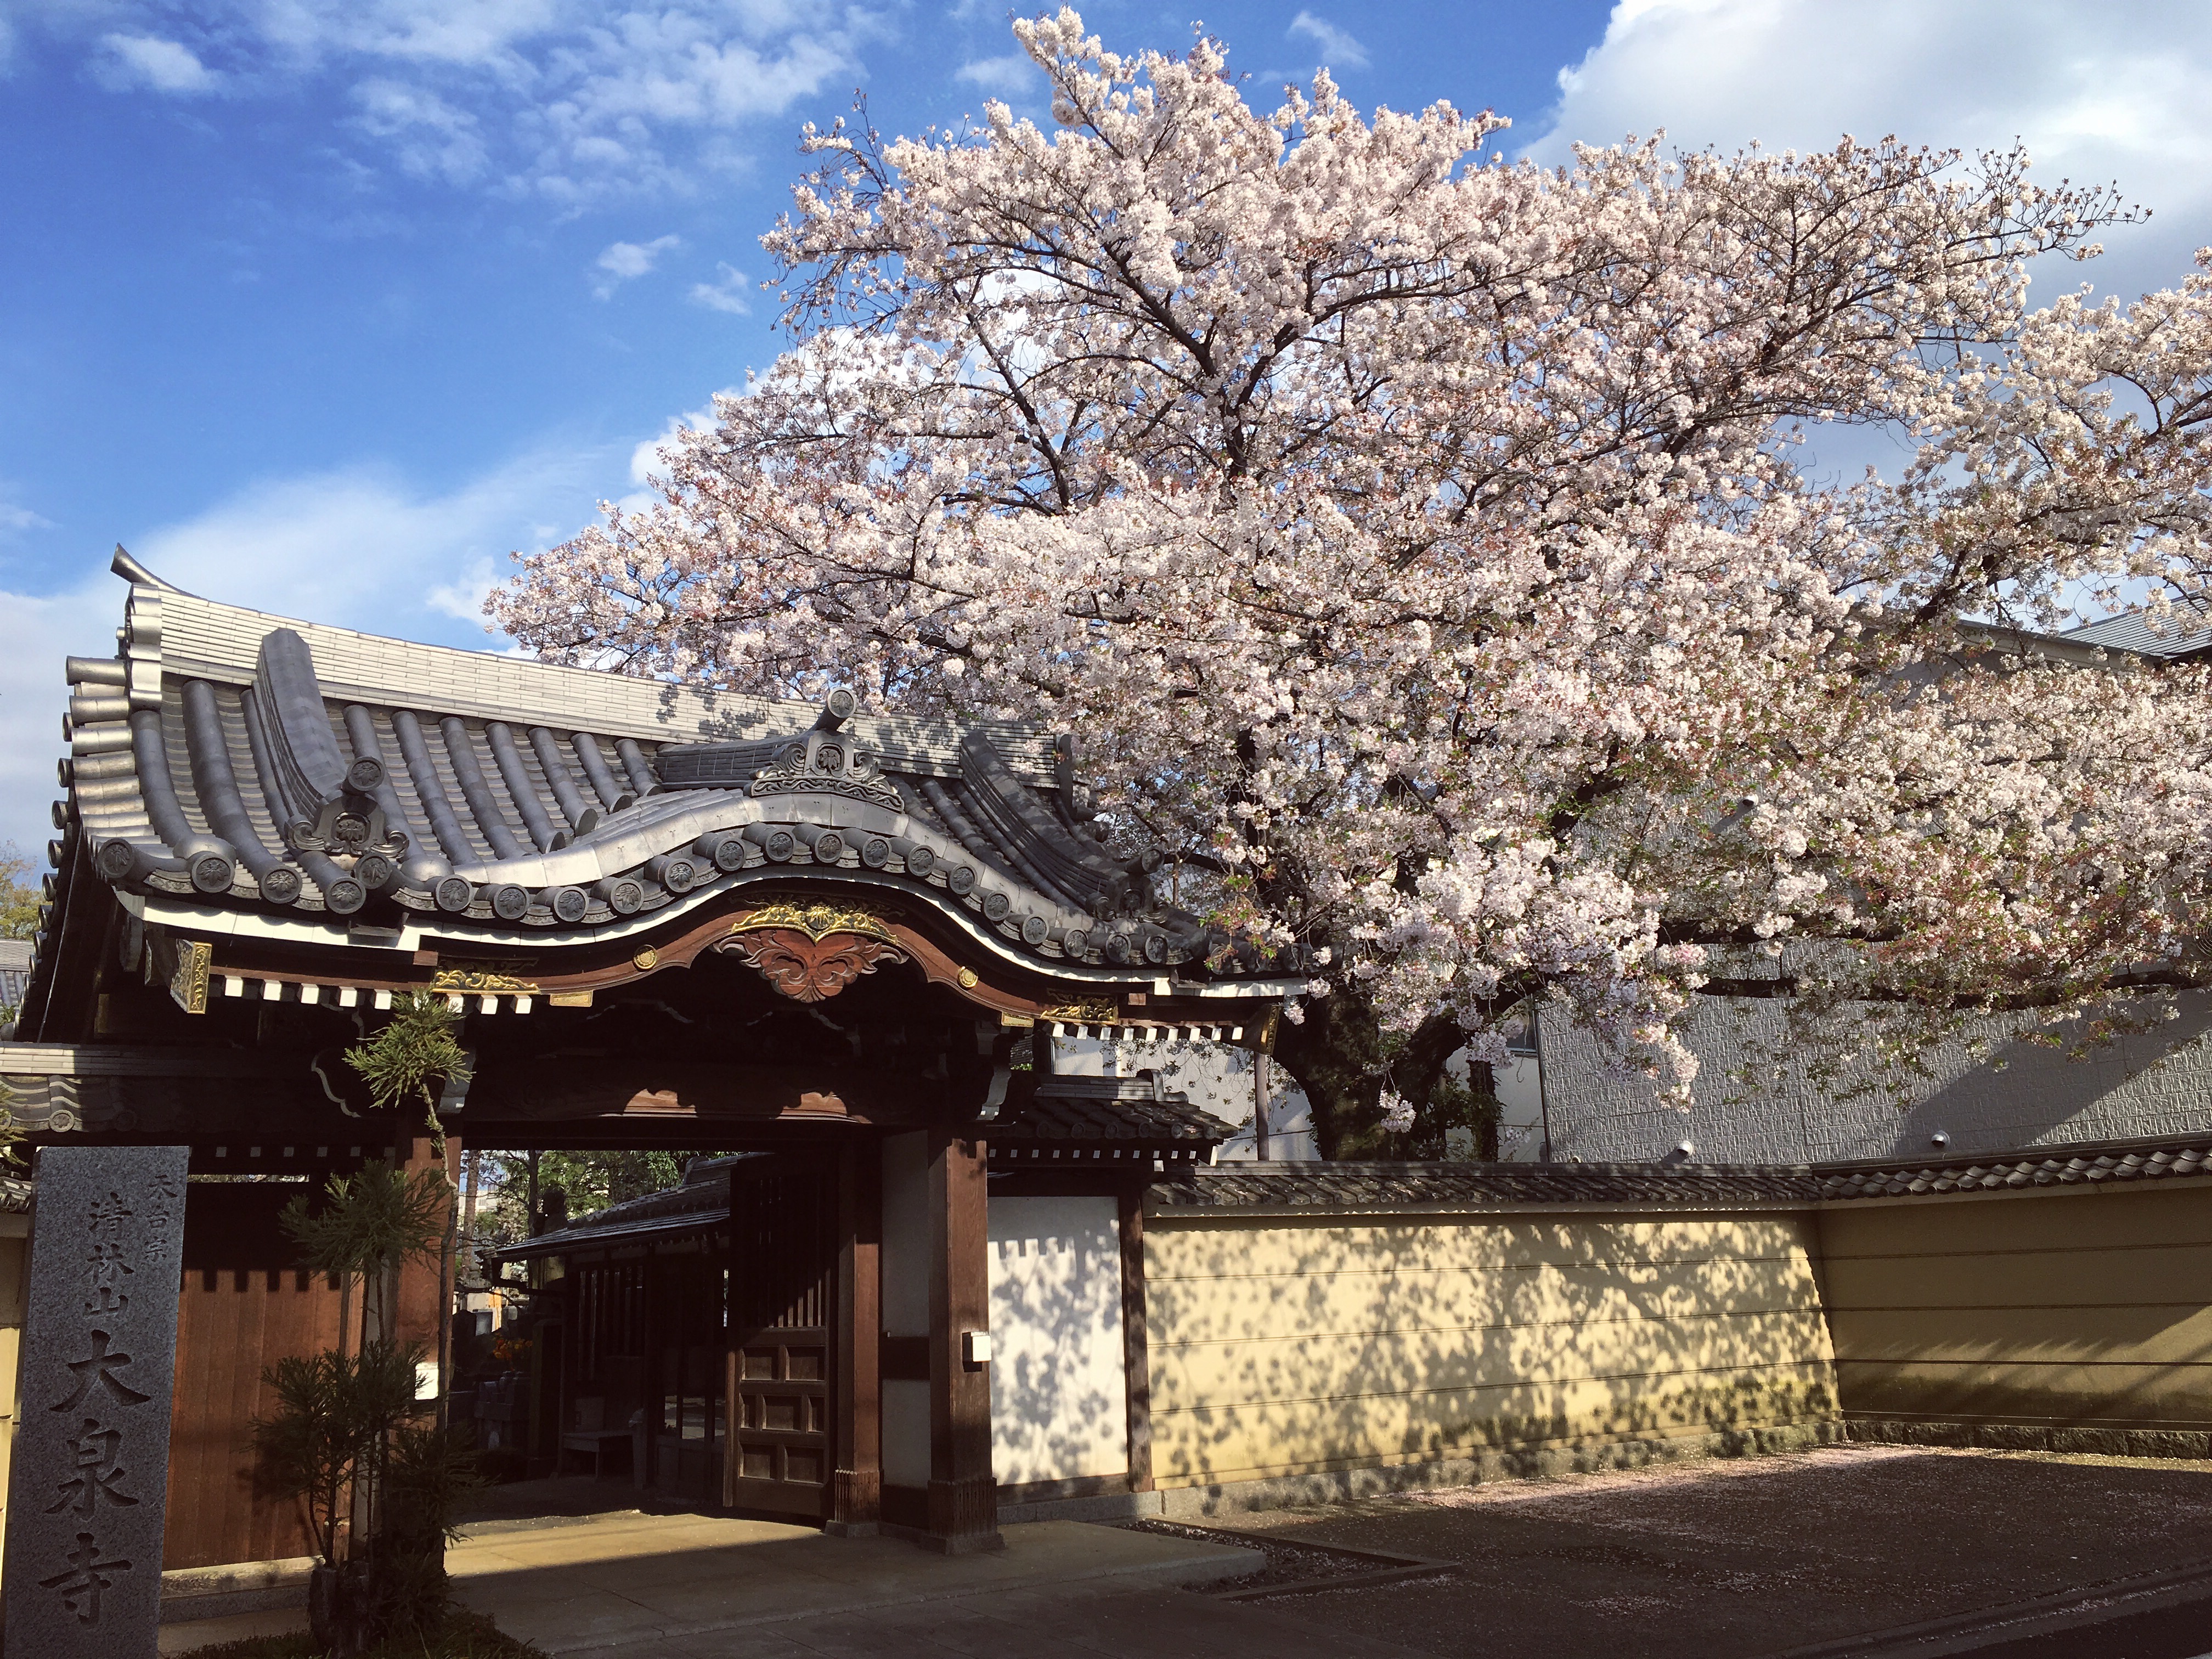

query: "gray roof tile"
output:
1147 1133 2212 1213
35 561 1310 999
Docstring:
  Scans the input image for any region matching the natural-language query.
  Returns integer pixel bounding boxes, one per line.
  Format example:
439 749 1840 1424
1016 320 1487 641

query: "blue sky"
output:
3 0 2210 855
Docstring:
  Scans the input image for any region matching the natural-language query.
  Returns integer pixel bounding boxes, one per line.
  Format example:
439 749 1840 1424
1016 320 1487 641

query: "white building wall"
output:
1049 1034 1319 1161
986 1195 1128 1486
1535 993 2212 1165
1492 1054 1546 1160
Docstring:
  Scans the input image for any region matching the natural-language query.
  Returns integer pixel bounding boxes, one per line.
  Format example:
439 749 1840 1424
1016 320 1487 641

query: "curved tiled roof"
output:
1812 1139 2212 1200
1147 1134 2212 1214
1149 1160 1824 1212
31 556 1308 1005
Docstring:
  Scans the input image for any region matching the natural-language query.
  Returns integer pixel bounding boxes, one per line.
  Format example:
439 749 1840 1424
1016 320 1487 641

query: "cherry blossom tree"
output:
494 9 2212 1156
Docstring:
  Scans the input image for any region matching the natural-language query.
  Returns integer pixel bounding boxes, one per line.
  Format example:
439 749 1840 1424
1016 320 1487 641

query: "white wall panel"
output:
987 1195 1127 1486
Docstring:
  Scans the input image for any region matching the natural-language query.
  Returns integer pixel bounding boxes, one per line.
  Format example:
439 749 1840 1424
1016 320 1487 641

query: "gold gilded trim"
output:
956 967 980 990
430 964 541 995
169 938 212 1015
729 902 899 946
1040 997 1118 1025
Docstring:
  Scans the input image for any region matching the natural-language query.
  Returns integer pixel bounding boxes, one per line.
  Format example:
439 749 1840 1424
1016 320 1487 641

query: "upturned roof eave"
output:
27 557 1314 1020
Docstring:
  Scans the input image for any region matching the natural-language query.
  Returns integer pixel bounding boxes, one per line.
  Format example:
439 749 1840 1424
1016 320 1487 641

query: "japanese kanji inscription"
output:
4 1146 188 1659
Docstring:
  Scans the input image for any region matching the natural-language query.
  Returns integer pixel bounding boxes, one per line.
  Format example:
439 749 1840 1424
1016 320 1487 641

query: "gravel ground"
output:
1169 1446 2212 1659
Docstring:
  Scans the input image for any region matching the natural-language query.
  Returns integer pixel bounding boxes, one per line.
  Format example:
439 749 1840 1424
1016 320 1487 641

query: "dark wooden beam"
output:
464 1058 943 1127
830 1136 883 1535
1118 1187 1153 1494
923 1128 1000 1553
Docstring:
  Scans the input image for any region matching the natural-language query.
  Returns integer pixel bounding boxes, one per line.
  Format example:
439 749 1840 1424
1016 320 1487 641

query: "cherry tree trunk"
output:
1272 989 1497 1161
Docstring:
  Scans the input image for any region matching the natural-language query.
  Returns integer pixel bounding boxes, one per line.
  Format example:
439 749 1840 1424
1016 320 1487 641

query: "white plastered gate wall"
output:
987 1195 1128 1486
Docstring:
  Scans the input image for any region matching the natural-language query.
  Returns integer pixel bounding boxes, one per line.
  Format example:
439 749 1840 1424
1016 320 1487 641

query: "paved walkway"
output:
447 1512 1425 1659
159 1508 1435 1659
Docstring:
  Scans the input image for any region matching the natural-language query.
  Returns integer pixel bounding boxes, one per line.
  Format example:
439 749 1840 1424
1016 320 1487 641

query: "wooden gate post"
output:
923 1130 1000 1554
830 1138 882 1534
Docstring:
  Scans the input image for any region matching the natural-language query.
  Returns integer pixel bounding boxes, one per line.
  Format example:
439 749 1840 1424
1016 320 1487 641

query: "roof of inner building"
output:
500 1154 761 1257
501 1086 1240 1256
2058 611 2212 659
21 557 1306 1035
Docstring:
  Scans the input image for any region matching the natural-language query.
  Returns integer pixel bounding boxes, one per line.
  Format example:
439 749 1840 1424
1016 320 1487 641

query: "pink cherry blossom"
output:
494 10 2212 1150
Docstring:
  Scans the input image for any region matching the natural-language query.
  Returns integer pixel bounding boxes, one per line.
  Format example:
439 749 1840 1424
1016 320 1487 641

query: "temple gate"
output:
2 553 1293 1569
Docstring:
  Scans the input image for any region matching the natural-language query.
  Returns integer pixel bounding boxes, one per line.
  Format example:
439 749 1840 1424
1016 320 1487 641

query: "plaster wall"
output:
985 1196 1127 1486
1537 994 2212 1165
1819 1182 2212 1437
1140 1208 1836 1495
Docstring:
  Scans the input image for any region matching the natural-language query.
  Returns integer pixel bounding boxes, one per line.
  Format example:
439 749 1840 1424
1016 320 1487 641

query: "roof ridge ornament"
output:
748 732 904 811
109 545 195 596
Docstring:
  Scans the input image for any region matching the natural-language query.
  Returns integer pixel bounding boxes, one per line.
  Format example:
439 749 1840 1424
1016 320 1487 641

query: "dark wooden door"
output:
723 1161 836 1517
168 1183 349 1570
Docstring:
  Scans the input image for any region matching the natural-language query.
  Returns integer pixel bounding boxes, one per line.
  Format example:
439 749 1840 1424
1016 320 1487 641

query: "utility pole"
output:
1534 1008 1554 1163
461 1149 481 1284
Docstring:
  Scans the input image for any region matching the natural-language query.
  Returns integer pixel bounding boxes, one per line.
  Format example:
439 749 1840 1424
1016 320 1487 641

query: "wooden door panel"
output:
167 1185 349 1570
723 1165 836 1519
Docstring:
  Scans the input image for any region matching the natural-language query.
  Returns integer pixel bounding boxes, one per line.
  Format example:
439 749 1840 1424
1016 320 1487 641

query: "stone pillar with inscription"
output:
3 1146 189 1659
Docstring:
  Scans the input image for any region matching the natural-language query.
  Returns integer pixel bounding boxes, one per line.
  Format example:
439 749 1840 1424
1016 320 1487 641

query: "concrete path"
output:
448 1513 1293 1657
160 1508 1434 1658
537 1581 1442 1659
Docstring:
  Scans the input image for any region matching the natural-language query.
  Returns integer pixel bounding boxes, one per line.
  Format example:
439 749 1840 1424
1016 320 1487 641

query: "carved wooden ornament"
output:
720 929 910 1003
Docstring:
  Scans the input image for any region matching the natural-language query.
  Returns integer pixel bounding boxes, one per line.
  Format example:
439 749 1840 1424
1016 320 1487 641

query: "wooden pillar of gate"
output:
829 1137 882 1534
923 1129 1000 1553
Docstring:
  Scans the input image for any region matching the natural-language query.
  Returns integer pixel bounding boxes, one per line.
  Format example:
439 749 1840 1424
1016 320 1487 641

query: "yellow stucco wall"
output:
1819 1183 2212 1432
1143 1209 1837 1491
0 1221 29 1579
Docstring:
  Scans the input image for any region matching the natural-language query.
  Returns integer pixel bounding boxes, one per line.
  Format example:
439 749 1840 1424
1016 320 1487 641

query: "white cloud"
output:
688 261 752 314
131 453 606 625
0 498 54 538
627 394 727 497
48 0 876 203
0 443 628 854
592 233 683 298
95 33 222 95
351 78 488 183
956 53 1039 98
426 556 498 622
1287 11 1369 72
1528 0 2212 300
0 578 118 864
